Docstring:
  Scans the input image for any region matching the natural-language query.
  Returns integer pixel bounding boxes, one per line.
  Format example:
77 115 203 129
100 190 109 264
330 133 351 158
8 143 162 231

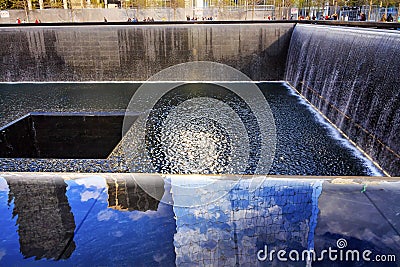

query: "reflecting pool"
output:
0 174 399 266
0 82 383 176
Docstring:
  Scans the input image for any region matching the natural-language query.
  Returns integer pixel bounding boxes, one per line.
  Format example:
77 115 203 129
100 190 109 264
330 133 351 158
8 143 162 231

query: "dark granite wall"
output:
0 24 294 81
0 113 136 159
285 25 400 176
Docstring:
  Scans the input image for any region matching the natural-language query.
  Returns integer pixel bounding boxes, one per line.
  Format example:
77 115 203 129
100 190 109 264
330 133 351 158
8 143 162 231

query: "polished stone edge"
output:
0 21 398 30
0 21 297 28
1 172 399 183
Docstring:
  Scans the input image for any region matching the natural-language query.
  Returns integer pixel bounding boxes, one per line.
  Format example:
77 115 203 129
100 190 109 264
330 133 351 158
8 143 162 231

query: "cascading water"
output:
285 24 400 176
0 24 293 81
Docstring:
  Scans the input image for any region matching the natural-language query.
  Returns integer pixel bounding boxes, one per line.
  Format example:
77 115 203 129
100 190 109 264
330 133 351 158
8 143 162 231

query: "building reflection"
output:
6 176 76 260
172 179 322 266
105 175 165 212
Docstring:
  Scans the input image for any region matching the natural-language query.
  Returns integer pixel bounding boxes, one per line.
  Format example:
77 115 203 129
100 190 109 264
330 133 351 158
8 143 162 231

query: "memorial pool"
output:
0 82 382 176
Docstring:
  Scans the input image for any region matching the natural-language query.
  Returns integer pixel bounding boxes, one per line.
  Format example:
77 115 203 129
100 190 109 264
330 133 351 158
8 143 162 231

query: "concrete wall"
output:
0 8 285 23
0 8 190 23
0 23 294 81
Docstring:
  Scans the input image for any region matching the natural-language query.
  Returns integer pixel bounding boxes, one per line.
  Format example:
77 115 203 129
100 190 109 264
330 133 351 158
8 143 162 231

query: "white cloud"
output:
129 212 144 221
153 253 167 263
112 231 124 237
128 205 169 221
128 211 149 221
97 209 116 221
0 249 5 261
80 190 100 202
75 176 106 189
0 177 9 192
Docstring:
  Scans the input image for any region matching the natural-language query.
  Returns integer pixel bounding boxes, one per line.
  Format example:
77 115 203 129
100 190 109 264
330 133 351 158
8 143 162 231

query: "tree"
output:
11 0 34 21
170 0 185 20
0 0 13 9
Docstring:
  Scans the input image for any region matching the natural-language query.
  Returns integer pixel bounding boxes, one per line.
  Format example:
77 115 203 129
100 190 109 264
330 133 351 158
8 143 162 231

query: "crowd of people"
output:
119 15 214 22
126 17 155 22
380 13 394 22
15 12 399 23
15 18 41 24
281 12 397 22
104 15 215 22
186 16 214 21
102 16 155 22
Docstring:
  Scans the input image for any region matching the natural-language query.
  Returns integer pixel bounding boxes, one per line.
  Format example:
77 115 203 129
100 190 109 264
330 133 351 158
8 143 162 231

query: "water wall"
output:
0 23 294 81
285 24 400 176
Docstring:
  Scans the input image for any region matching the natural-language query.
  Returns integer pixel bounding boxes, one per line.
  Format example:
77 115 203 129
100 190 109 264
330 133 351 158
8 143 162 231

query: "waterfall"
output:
0 24 294 81
285 24 400 176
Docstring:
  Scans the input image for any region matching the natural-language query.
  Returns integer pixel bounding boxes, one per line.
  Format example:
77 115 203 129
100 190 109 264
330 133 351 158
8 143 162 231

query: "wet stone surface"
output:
0 174 398 266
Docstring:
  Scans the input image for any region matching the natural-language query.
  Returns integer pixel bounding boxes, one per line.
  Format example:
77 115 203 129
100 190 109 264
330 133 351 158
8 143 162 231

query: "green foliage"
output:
11 0 29 9
0 0 43 9
170 0 185 8
293 0 399 8
0 0 13 9
130 0 146 8
46 0 63 8
129 0 185 8
0 0 7 8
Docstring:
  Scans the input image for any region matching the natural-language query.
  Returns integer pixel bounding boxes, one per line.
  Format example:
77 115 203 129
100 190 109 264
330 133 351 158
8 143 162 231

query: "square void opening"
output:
0 112 136 159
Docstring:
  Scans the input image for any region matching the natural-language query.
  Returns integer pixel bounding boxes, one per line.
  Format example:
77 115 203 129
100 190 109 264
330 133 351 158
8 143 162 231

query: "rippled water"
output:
0 82 383 176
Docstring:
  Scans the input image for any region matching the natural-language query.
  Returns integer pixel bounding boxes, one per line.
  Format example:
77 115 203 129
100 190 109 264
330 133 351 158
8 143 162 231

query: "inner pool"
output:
0 82 383 176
